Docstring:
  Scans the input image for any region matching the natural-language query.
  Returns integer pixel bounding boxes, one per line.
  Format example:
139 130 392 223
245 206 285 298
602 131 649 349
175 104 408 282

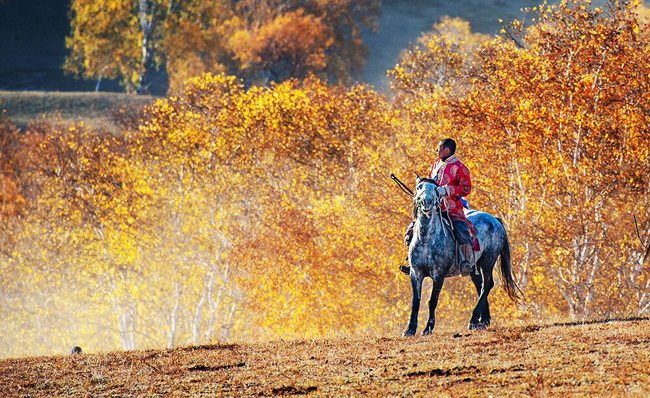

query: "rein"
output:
391 173 454 240
391 173 414 197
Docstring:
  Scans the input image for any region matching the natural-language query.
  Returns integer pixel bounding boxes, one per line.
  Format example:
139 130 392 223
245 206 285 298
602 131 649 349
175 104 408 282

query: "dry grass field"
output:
1 318 647 396
0 91 157 133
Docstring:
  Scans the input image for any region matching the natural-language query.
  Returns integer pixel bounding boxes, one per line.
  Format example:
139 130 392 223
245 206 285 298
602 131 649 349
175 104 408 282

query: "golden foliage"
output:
0 115 23 219
228 9 334 81
164 0 235 92
136 74 401 339
64 0 152 91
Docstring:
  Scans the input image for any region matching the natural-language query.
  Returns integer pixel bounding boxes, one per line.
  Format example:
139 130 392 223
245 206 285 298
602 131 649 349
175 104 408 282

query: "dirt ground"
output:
1 318 647 396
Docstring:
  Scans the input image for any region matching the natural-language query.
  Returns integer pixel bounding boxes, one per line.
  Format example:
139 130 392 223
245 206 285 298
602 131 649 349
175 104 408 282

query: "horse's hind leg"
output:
469 256 495 330
404 273 423 336
469 270 491 327
469 273 483 322
423 277 444 335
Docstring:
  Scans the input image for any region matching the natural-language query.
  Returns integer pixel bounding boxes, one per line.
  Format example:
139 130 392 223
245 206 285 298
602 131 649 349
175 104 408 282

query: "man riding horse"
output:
400 138 475 276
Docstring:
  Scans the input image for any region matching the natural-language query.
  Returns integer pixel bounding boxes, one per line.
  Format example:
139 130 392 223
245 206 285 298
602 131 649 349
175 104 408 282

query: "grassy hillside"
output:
0 91 157 133
1 318 647 396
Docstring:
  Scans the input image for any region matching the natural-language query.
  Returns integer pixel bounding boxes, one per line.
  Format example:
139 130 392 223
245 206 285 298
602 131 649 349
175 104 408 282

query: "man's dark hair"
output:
441 138 456 155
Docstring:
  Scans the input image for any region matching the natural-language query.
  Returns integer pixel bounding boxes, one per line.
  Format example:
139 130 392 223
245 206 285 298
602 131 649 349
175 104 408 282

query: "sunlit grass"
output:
1 318 647 396
0 91 157 133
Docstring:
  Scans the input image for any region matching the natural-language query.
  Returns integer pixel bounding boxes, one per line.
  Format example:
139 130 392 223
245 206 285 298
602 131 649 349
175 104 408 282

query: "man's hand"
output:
435 186 448 198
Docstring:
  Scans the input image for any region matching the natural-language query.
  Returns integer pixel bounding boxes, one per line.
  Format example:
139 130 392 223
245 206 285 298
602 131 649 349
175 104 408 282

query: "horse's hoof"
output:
422 328 434 336
468 322 487 331
403 329 416 337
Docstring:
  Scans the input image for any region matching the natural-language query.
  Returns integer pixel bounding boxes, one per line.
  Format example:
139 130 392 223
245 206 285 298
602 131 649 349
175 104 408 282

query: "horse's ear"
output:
416 174 421 184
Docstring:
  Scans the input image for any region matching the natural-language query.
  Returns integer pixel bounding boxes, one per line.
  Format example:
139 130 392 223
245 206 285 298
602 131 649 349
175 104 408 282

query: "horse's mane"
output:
418 177 437 185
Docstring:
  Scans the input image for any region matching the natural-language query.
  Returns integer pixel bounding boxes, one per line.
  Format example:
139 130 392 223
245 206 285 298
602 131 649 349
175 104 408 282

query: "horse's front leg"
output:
403 272 423 336
422 277 444 335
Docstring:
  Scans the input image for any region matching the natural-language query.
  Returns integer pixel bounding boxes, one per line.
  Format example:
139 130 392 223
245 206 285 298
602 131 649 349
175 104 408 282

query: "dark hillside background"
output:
0 0 601 93
0 0 121 91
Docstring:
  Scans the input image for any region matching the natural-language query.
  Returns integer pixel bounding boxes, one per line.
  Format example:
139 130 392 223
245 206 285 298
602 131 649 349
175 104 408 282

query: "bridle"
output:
414 182 449 238
415 182 440 218
391 174 450 238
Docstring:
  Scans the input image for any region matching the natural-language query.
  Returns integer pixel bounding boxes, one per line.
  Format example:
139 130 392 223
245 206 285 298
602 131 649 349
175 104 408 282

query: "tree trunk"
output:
168 283 181 348
119 304 137 350
137 0 156 94
191 285 207 344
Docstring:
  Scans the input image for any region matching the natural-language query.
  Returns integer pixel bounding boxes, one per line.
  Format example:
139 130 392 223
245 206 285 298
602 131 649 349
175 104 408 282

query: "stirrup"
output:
399 264 411 275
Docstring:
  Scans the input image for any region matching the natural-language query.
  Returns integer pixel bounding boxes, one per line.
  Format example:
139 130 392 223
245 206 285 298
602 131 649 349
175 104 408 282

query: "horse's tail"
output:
496 218 523 302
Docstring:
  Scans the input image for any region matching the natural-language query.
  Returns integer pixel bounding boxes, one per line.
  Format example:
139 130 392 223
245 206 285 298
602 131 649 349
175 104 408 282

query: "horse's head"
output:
414 179 441 218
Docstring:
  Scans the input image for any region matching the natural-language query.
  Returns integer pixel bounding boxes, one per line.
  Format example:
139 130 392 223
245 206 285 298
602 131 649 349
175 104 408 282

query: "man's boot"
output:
459 244 473 276
399 257 410 275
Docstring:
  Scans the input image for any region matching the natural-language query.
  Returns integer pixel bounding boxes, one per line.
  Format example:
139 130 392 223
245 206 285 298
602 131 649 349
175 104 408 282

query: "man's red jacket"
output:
428 154 472 223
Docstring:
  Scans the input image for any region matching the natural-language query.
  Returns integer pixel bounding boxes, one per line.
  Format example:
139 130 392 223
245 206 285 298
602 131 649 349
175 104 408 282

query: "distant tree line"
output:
64 0 380 94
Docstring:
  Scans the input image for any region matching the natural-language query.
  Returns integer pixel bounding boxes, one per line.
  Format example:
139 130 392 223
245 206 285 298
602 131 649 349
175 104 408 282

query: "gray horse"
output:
404 179 521 336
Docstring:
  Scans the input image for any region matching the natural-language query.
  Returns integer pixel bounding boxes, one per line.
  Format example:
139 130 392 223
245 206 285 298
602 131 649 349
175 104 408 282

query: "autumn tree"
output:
390 0 650 320
0 116 28 357
65 0 169 93
228 0 380 85
0 115 24 256
129 78 248 344
0 121 111 356
163 0 236 92
133 73 403 339
226 9 334 83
